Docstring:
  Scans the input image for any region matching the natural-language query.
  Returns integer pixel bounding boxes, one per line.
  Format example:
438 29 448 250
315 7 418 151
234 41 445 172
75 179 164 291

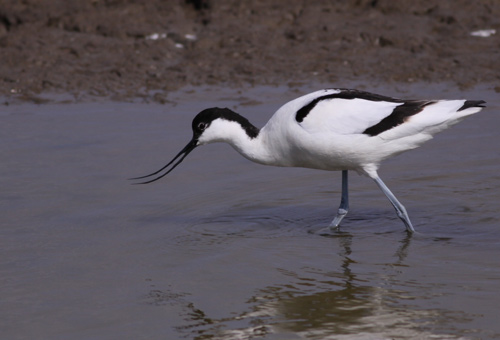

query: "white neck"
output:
198 119 279 166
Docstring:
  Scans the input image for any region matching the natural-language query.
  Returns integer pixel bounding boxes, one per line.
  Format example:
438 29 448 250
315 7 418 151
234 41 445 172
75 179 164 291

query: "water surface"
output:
1 84 499 339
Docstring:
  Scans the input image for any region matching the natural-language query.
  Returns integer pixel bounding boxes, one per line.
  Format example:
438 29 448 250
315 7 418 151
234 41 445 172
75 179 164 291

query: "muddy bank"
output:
0 0 498 103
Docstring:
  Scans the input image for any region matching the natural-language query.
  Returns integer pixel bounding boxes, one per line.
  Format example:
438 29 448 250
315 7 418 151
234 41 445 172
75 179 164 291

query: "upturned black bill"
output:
129 139 198 184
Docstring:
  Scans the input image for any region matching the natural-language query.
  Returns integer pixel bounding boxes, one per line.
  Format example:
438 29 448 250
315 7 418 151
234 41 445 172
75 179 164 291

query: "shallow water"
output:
1 84 499 339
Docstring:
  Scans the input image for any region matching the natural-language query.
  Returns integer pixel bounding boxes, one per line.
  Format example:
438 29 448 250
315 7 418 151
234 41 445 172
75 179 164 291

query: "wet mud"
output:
0 0 499 103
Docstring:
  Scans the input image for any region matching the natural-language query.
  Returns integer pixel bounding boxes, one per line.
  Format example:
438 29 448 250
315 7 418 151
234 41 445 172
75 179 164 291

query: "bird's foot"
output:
329 208 348 228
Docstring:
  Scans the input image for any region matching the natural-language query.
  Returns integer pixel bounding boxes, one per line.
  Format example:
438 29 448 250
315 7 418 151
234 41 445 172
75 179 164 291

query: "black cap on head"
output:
192 107 259 139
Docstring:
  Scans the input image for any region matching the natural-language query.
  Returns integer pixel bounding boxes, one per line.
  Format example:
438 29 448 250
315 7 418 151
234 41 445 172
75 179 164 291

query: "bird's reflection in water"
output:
169 232 471 339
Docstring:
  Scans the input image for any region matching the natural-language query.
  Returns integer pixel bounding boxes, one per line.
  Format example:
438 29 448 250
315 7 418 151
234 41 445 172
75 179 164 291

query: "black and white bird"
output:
132 89 486 233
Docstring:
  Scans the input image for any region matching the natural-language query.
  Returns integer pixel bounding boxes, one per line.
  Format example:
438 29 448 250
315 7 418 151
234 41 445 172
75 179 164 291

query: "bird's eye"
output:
198 122 206 130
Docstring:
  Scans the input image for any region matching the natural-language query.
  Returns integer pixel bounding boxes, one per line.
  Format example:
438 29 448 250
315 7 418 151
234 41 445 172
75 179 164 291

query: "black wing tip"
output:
458 100 486 111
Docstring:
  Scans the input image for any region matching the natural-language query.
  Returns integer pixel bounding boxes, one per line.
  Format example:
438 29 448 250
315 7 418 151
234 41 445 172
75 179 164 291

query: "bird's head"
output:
130 107 256 184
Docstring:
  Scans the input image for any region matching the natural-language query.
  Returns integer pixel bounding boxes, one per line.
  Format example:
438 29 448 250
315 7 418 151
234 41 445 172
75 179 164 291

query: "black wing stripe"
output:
457 100 486 112
295 89 438 137
296 94 337 123
295 89 402 123
363 101 435 136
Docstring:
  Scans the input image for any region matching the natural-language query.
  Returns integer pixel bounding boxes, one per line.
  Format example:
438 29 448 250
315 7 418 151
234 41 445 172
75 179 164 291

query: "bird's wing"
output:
295 89 435 136
378 99 483 141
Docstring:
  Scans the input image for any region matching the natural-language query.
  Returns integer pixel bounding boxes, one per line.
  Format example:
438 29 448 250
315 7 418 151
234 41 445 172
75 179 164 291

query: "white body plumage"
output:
200 89 481 177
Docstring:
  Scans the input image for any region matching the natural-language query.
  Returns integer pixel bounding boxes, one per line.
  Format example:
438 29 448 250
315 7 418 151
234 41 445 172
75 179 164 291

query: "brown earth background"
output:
0 0 498 103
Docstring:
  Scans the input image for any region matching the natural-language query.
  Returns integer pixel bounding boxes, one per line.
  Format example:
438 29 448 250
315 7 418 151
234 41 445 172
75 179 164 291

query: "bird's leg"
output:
372 176 415 233
329 170 349 229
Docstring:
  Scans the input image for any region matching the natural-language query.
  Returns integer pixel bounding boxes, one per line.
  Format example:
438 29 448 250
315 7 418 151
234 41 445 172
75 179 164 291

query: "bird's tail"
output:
387 99 485 140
